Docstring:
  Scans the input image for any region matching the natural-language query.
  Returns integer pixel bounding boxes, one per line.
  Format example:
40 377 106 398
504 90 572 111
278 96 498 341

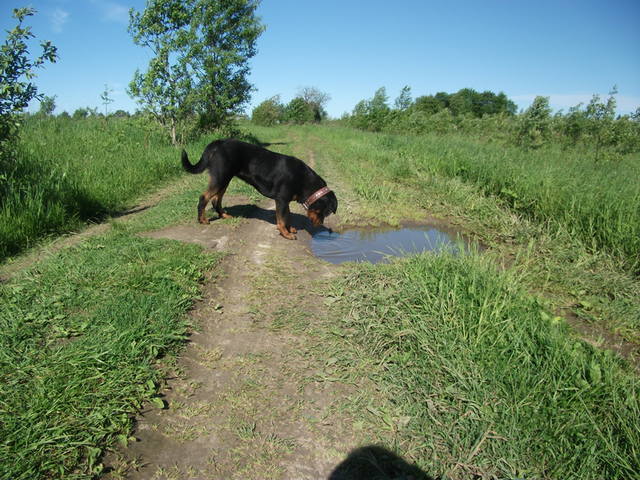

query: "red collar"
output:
302 187 331 210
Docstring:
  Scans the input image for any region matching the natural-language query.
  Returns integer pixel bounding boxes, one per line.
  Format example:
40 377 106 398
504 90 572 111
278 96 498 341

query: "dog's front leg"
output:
275 201 296 240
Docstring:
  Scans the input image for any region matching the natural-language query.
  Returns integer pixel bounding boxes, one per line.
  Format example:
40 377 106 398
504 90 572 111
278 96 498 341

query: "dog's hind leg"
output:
198 190 214 224
199 178 233 224
212 184 233 219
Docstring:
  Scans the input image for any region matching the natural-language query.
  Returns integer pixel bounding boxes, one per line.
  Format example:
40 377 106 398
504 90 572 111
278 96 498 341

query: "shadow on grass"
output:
329 445 433 480
0 155 149 261
232 129 289 148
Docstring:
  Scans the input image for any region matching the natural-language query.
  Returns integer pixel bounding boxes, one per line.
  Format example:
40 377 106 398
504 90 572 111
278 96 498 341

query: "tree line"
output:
250 87 331 126
342 86 640 160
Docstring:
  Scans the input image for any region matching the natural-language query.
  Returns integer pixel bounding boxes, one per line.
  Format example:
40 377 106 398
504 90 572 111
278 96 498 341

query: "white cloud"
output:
51 8 69 33
91 0 129 25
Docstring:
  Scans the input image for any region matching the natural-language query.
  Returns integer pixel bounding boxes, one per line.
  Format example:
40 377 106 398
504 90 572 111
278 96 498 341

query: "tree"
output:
100 84 114 116
394 85 412 111
347 87 391 132
128 0 264 144
73 107 89 119
297 86 330 121
285 97 315 124
585 86 618 161
413 95 446 115
251 95 284 126
37 95 56 116
516 96 552 149
0 7 57 143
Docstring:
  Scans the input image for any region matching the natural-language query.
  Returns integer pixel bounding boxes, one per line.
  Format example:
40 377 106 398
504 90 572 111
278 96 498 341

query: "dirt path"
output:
104 198 377 479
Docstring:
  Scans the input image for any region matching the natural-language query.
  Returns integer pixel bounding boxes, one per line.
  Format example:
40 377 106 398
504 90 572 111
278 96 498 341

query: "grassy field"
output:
257 124 640 478
300 124 640 343
0 116 193 260
0 228 222 478
318 125 640 271
1 120 639 479
325 254 639 479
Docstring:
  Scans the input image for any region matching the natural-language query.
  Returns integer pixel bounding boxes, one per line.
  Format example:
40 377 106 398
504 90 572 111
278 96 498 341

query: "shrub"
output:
251 96 284 126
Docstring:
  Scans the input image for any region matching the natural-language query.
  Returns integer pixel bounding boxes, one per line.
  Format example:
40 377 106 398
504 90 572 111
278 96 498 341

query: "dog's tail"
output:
181 149 209 174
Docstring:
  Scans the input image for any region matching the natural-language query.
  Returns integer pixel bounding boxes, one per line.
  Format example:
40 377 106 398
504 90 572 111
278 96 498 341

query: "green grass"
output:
0 116 198 260
0 230 221 479
312 125 640 271
2 118 638 479
283 124 640 343
328 252 640 479
246 123 640 477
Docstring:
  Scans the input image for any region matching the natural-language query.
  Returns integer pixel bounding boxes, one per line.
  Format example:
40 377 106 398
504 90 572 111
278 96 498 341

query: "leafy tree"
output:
585 86 618 161
37 95 56 116
73 107 89 119
284 97 315 124
413 95 446 115
367 87 391 131
297 86 330 120
128 0 264 144
282 87 331 124
0 7 57 144
347 87 392 131
516 96 552 149
412 89 516 118
449 88 477 116
560 103 588 148
251 95 284 126
394 85 412 111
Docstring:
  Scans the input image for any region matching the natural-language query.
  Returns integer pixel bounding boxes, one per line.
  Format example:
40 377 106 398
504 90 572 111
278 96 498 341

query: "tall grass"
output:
331 252 639 479
314 126 640 271
0 231 220 479
0 116 186 260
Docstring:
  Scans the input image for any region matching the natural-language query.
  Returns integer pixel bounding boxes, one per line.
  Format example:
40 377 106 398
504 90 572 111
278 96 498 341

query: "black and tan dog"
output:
181 139 337 239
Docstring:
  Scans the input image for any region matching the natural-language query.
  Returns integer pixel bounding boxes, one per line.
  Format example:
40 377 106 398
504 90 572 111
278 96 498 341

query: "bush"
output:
284 97 315 124
251 96 284 126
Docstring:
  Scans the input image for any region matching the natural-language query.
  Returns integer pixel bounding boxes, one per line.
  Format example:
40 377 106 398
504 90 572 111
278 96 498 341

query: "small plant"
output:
100 84 114 116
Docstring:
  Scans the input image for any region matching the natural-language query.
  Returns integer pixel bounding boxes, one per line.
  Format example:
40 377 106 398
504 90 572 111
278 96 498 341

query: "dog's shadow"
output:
328 445 433 480
216 204 330 236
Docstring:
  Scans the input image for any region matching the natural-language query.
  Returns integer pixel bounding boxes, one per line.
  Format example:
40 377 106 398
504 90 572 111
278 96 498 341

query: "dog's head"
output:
307 191 338 227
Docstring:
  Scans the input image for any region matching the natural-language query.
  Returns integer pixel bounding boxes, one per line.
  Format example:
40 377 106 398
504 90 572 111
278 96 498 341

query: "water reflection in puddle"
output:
311 224 471 264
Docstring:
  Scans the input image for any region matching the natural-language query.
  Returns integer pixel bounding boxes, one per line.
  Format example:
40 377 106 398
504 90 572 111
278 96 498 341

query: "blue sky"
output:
4 0 639 118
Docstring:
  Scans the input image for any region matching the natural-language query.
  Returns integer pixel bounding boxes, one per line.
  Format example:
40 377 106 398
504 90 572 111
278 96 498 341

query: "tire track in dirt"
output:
105 199 370 479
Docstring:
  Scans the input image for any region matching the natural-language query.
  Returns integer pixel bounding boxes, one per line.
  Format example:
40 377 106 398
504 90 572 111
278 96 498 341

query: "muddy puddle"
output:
311 223 475 264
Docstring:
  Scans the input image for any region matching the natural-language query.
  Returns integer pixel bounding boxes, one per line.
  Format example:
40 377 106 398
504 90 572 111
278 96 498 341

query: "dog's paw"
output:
289 226 297 234
279 230 297 240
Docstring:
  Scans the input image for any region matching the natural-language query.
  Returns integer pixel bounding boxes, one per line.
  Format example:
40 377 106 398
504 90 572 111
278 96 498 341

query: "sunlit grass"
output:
328 252 640 479
0 231 221 479
0 116 197 260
